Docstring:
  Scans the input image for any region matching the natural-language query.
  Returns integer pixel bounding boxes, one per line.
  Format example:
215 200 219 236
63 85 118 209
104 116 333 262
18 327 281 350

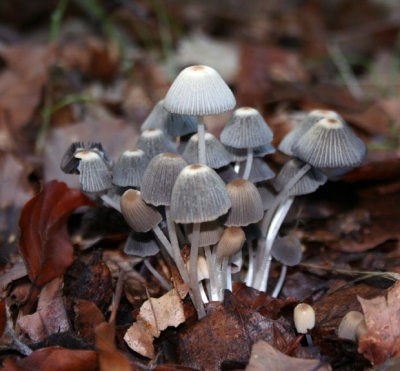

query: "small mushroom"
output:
294 303 315 346
136 129 178 159
112 149 149 187
338 311 367 342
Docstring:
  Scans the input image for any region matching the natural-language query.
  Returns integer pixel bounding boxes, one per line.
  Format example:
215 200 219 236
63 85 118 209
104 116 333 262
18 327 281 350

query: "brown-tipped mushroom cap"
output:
271 234 303 266
163 65 236 116
224 179 264 227
136 129 178 159
186 220 224 247
220 107 273 149
112 149 150 187
294 303 315 334
182 132 233 169
170 164 231 224
120 189 162 233
292 117 367 168
272 158 327 196
338 311 365 342
216 226 245 259
141 153 188 206
74 150 112 193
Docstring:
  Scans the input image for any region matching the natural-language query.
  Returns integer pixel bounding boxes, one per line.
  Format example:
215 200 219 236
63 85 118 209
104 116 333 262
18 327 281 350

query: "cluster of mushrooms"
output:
60 65 367 320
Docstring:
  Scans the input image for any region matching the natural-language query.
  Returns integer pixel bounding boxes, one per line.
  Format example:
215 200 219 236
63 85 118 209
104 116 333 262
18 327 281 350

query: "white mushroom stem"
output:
272 264 287 298
199 282 209 303
152 225 174 258
305 333 313 347
197 116 206 164
215 256 229 301
242 147 254 180
204 246 219 301
226 260 232 291
244 244 254 286
190 223 206 318
143 258 172 291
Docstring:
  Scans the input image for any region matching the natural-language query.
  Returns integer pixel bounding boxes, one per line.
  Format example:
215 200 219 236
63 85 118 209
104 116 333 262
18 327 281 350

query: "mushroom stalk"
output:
152 225 174 258
244 244 254 286
199 282 209 303
242 147 254 180
204 246 219 301
189 223 206 318
272 264 287 298
143 258 172 291
197 116 206 164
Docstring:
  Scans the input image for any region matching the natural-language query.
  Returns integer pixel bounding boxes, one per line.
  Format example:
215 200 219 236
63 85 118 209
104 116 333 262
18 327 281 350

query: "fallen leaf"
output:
124 319 155 359
18 180 94 286
74 299 105 343
1 346 97 371
357 281 400 366
0 300 5 337
0 261 27 291
18 277 70 342
95 321 132 371
246 340 331 371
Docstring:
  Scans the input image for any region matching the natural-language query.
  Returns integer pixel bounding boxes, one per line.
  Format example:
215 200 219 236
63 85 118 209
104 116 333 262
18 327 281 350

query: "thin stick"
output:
242 147 254 180
272 264 287 298
109 270 125 324
197 116 206 164
144 258 171 291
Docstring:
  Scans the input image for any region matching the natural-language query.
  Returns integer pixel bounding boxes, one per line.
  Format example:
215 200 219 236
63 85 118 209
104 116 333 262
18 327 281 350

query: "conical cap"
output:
141 100 168 132
136 129 178 159
124 230 160 257
112 149 150 187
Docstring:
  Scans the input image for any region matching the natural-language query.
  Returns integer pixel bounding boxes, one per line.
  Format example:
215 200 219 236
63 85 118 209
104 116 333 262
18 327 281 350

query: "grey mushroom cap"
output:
220 107 273 149
292 117 367 168
112 149 150 187
89 142 113 168
141 100 169 132
182 132 233 169
163 65 236 116
74 150 112 193
170 164 231 224
224 143 275 162
186 220 224 247
216 226 246 259
136 129 178 159
216 164 240 184
120 189 162 233
140 152 188 206
256 182 275 211
224 179 264 227
271 234 303 266
238 157 275 183
60 141 85 174
165 113 198 137
124 230 160 257
272 158 327 196
279 110 342 156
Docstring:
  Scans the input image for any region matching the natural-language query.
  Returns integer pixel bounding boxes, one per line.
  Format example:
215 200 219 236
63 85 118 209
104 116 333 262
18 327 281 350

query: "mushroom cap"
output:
272 158 327 196
278 110 341 156
293 303 316 334
124 230 160 257
112 149 150 187
256 182 275 211
136 129 178 159
292 117 367 168
60 141 85 174
120 189 162 232
338 311 365 342
238 157 275 183
216 226 245 259
164 65 236 116
186 220 224 247
182 132 233 169
271 234 303 266
220 107 273 149
165 113 198 137
224 143 275 162
224 179 264 227
74 149 112 193
141 153 188 206
170 164 231 224
141 100 169 132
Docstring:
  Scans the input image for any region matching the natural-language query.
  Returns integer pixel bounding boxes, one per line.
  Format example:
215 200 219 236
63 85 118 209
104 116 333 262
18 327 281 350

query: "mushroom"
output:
136 129 178 159
164 65 236 164
338 311 367 342
112 149 150 187
294 303 315 346
141 100 169 132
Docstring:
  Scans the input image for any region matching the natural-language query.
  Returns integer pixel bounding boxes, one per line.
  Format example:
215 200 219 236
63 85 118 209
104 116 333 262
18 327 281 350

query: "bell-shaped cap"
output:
256 182 275 211
294 303 315 334
224 179 264 227
182 132 233 169
279 110 342 156
141 100 169 132
141 153 188 206
238 157 275 183
224 143 275 162
124 230 160 257
220 107 273 149
216 164 240 184
216 226 245 259
164 65 236 115
112 149 150 187
338 311 365 342
60 142 85 174
74 149 112 193
166 113 198 137
272 158 327 196
120 189 162 232
186 220 224 247
136 129 178 159
170 164 231 223
271 234 302 266
292 117 367 168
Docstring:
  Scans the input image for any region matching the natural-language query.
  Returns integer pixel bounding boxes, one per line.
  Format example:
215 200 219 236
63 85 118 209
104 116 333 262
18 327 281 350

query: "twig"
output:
109 270 125 324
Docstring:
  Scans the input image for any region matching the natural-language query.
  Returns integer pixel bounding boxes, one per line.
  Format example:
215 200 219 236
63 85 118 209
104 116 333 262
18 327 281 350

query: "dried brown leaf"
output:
358 281 400 366
74 299 105 343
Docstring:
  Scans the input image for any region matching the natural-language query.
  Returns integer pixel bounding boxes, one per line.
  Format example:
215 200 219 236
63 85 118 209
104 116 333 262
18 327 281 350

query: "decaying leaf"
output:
357 280 400 366
17 277 70 342
74 299 105 343
124 289 185 358
18 180 94 286
246 340 331 371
